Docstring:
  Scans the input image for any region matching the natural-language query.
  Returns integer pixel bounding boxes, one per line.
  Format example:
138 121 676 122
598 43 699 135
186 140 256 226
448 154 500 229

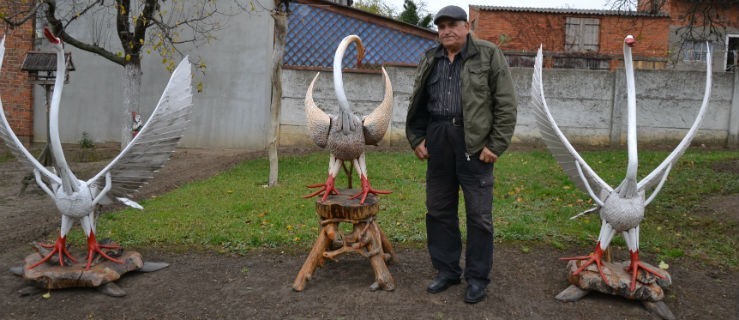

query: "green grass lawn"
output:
89 149 738 268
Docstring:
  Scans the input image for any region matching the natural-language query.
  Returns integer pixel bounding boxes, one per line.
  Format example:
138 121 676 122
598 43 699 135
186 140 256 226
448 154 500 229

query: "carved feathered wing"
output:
88 57 193 199
0 37 60 185
530 47 611 197
362 67 393 146
638 44 712 192
304 72 331 148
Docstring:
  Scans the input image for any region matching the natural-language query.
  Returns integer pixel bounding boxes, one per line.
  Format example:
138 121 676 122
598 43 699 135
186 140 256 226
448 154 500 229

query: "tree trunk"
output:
121 62 142 148
267 8 288 187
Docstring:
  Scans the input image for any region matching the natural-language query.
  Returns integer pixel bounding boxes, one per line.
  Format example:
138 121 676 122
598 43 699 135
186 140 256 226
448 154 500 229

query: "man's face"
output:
436 18 470 50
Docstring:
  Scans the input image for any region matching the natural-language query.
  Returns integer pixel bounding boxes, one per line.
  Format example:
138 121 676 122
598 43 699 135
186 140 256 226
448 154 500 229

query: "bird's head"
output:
624 35 636 47
43 27 63 48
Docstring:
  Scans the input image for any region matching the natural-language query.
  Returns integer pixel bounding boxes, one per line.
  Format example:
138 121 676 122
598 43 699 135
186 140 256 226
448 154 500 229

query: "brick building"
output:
0 2 35 144
469 0 739 72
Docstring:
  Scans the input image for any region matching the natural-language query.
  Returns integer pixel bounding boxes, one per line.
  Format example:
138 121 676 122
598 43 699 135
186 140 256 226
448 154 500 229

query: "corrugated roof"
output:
470 5 669 17
20 52 75 72
285 2 438 69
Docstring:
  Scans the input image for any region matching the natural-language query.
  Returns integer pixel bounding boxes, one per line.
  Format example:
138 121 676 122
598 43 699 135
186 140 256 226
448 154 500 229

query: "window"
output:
565 17 600 53
726 35 738 72
681 40 713 62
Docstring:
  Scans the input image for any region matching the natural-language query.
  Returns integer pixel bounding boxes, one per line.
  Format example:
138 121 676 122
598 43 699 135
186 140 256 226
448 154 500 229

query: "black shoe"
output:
464 284 486 304
426 276 461 293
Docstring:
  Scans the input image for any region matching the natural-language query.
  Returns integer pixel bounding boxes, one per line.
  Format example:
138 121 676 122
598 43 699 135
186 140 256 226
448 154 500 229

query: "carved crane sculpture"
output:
304 35 393 204
530 35 712 291
0 29 193 270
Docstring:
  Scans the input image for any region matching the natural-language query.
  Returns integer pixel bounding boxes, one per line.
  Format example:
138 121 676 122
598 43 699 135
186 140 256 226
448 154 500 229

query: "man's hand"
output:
479 146 498 163
414 139 429 160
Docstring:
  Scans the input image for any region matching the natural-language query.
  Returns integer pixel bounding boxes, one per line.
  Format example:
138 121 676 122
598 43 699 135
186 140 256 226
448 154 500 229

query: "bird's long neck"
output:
332 35 364 132
48 45 78 193
0 37 5 70
622 40 638 197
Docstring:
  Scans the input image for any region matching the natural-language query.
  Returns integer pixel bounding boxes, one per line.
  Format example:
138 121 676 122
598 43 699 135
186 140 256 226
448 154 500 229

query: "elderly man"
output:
405 5 517 303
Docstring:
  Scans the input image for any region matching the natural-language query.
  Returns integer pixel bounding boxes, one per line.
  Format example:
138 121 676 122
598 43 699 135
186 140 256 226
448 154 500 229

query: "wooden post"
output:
292 189 395 291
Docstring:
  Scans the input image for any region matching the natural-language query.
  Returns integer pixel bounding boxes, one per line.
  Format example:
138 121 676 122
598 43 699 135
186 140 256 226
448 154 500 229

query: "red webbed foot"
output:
349 175 391 204
28 235 77 269
560 243 610 286
303 175 339 202
626 250 666 291
85 232 123 270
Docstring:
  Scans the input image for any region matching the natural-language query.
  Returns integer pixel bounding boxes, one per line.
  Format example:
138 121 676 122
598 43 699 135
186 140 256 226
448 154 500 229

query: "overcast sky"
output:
389 0 616 16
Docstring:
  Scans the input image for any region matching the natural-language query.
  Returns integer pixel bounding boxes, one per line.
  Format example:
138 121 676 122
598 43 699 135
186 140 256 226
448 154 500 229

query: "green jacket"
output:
406 35 517 157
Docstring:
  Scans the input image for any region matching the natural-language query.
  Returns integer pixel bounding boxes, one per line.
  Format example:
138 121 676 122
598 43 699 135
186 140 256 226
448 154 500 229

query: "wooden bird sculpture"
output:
303 35 393 204
0 28 193 270
530 35 712 291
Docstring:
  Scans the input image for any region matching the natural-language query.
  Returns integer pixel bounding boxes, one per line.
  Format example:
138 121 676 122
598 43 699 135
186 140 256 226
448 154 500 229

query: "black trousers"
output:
425 120 494 287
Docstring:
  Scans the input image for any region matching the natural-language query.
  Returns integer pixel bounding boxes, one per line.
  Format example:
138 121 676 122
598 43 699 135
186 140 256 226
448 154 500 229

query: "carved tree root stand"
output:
556 259 675 320
293 190 396 292
10 243 169 297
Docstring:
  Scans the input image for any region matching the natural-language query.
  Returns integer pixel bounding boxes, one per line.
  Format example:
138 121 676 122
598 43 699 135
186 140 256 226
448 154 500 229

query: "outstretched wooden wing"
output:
304 72 331 148
530 47 611 198
638 44 712 193
0 37 60 185
88 57 193 200
362 67 393 146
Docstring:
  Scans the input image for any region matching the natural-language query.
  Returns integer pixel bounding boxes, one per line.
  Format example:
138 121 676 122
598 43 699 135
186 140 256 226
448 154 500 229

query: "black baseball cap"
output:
433 5 467 25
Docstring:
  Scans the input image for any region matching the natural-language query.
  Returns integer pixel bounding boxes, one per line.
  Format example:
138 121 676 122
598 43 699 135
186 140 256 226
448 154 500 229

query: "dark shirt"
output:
425 42 468 117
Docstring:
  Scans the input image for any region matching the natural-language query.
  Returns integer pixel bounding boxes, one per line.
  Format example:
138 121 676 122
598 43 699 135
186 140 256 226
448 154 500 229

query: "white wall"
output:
33 1 275 150
282 65 737 149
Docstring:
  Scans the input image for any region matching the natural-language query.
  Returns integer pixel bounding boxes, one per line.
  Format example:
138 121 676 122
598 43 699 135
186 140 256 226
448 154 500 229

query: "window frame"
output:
681 40 714 63
565 17 600 53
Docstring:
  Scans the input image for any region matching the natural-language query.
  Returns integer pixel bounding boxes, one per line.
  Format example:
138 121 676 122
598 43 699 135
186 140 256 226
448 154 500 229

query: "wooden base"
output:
293 190 396 292
556 260 675 320
12 243 169 297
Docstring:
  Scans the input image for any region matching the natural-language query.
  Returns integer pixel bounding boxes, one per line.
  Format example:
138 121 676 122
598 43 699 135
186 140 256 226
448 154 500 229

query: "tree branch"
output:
1 1 42 28
62 0 103 30
44 0 125 66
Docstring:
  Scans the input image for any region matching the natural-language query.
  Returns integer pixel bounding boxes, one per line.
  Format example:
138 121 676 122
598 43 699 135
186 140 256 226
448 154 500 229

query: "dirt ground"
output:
0 146 737 320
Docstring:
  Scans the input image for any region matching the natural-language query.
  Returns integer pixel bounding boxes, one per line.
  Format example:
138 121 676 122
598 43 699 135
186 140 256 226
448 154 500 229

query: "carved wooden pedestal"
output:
293 190 396 292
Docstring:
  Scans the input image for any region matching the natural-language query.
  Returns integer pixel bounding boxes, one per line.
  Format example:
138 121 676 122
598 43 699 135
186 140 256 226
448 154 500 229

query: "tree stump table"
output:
292 189 396 292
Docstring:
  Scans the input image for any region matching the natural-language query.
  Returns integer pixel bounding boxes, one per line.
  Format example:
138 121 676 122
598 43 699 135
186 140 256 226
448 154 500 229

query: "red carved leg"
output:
28 235 77 269
561 242 610 286
85 232 123 270
350 175 391 204
626 250 666 291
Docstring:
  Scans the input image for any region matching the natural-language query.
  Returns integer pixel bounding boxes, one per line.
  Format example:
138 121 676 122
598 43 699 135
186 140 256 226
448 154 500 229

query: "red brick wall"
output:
599 16 671 57
470 10 566 52
470 8 671 62
0 5 35 143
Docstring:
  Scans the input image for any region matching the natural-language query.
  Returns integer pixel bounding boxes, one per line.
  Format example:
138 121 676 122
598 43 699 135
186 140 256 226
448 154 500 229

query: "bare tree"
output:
610 0 737 38
4 0 225 147
607 0 739 64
